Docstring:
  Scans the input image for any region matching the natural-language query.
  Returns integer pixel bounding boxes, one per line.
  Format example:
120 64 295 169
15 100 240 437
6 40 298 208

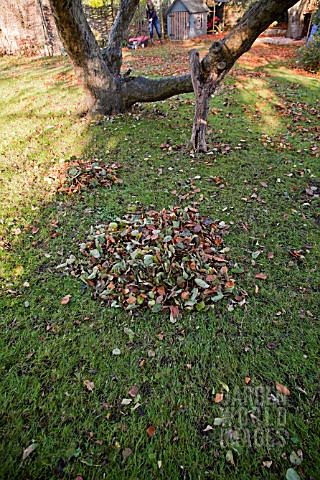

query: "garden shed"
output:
166 0 209 40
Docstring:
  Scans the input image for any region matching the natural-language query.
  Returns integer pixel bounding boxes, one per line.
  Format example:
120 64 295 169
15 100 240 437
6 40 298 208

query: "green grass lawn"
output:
0 47 319 479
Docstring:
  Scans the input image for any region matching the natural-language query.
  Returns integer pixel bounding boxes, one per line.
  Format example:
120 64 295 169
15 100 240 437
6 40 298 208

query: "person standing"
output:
146 0 163 45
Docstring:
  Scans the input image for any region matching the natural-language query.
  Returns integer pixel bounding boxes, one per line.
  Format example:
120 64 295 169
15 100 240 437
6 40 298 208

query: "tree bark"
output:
286 0 309 40
49 0 300 119
102 0 140 75
189 49 227 152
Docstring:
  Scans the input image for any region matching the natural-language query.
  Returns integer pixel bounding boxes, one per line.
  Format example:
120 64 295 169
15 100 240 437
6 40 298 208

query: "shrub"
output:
297 34 320 73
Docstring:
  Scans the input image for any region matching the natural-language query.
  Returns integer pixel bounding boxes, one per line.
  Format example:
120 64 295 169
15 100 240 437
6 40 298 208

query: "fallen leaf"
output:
146 425 155 437
245 377 251 384
226 450 234 465
214 393 224 403
22 443 37 461
275 381 290 396
286 468 301 480
290 451 302 466
84 380 94 391
255 273 267 280
122 448 132 458
32 226 39 234
61 294 71 305
121 398 132 405
126 296 137 304
203 425 213 432
129 385 139 397
112 348 121 355
262 460 272 468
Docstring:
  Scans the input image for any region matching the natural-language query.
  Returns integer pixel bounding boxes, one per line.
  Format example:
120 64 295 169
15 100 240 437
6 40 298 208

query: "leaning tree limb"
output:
189 0 301 152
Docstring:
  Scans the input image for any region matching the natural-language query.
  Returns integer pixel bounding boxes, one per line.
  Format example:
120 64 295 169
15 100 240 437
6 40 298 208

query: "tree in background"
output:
49 0 300 151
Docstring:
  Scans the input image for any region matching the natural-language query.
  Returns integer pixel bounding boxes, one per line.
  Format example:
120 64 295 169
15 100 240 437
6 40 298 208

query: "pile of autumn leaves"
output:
79 206 245 319
46 158 123 193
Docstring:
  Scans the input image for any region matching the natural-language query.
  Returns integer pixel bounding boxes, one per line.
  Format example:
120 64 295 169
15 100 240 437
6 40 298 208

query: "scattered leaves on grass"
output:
275 381 290 396
22 443 37 461
78 206 245 316
45 158 123 194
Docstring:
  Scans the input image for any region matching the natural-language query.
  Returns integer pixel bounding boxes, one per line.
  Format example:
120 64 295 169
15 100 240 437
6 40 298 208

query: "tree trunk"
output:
189 49 227 152
49 0 300 119
286 0 309 39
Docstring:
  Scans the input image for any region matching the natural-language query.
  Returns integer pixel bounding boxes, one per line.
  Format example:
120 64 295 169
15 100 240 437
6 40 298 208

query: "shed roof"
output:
166 0 209 15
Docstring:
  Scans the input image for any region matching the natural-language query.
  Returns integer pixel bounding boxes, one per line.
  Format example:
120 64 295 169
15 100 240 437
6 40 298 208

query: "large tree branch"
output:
122 74 193 105
201 0 300 79
103 0 140 75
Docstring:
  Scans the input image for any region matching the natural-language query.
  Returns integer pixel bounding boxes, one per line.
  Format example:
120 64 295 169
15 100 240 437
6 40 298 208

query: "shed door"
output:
169 12 190 40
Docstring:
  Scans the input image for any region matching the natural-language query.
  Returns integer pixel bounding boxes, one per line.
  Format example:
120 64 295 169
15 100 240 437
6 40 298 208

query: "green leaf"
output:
231 267 244 274
286 469 301 480
212 292 224 302
89 249 100 258
195 278 210 289
144 254 154 266
252 251 261 259
124 327 135 341
151 304 162 313
163 235 172 243
195 301 206 311
289 451 302 466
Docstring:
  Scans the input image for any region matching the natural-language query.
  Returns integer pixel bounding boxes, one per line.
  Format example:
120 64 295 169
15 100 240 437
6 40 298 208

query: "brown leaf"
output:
61 294 71 305
122 448 132 458
169 306 180 319
275 381 290 396
84 379 95 391
214 392 224 403
255 273 267 280
157 286 166 296
245 377 251 384
32 226 39 234
129 385 139 397
180 291 190 300
126 296 137 304
146 425 155 437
